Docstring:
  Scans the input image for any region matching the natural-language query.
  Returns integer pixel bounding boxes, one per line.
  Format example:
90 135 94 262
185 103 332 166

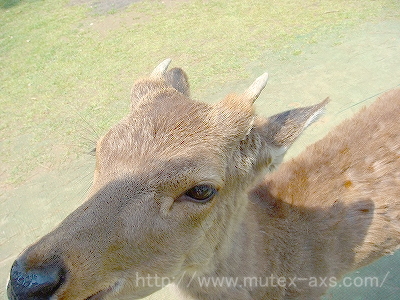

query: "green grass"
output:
0 0 399 186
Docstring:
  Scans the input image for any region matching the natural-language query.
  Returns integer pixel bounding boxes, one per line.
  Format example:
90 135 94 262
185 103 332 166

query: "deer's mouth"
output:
85 287 112 300
85 280 123 300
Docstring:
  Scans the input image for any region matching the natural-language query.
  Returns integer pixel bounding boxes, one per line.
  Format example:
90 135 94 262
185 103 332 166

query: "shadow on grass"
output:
1 0 20 9
0 0 42 9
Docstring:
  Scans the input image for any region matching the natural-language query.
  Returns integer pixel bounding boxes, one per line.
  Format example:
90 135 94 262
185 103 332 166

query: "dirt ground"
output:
70 0 187 14
70 0 141 14
1 10 400 300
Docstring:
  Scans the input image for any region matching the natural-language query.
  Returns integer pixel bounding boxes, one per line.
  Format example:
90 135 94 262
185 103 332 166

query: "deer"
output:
7 59 400 300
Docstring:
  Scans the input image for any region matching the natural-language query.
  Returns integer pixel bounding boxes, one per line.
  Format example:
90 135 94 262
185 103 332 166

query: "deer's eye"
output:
185 184 217 203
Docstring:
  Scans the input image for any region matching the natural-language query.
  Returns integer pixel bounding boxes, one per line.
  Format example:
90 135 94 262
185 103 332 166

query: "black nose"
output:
7 257 66 300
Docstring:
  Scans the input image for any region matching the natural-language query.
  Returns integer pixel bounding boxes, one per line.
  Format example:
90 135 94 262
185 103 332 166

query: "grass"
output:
0 0 399 186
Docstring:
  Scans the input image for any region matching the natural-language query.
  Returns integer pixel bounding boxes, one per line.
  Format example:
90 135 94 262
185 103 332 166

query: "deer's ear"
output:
151 59 191 96
131 58 192 111
251 98 330 171
263 98 329 148
165 67 191 97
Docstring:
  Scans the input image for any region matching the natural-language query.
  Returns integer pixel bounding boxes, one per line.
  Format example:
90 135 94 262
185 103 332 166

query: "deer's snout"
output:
7 256 66 300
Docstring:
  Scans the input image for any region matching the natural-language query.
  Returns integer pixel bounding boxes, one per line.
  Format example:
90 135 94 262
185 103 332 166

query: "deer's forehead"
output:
98 117 220 157
95 112 226 177
98 100 228 157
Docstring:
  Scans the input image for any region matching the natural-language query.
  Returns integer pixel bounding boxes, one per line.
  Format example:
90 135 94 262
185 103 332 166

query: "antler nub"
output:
243 72 269 103
151 58 172 78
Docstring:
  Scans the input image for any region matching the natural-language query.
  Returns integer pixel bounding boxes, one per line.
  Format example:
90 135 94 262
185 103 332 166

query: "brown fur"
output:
7 60 400 300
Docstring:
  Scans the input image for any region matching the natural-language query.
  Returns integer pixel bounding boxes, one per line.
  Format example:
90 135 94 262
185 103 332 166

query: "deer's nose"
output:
7 257 66 300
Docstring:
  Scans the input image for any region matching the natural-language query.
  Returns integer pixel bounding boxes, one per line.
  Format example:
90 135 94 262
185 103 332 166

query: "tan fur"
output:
7 60 400 300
